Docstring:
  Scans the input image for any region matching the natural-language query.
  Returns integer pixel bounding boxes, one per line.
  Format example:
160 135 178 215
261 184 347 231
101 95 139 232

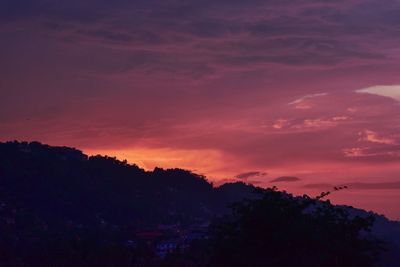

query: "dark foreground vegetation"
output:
0 141 397 266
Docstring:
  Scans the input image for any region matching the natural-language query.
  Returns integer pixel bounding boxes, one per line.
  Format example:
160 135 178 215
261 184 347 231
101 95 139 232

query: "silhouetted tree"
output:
203 187 383 267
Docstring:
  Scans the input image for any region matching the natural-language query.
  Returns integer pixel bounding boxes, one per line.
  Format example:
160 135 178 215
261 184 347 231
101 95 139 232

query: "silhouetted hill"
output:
0 141 398 266
0 141 257 227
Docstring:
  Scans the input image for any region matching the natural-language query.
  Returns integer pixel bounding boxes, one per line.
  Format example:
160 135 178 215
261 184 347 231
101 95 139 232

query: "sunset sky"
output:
1 0 400 219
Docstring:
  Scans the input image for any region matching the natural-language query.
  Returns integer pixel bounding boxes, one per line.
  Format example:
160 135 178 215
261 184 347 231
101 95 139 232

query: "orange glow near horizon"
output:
84 147 232 179
84 147 400 220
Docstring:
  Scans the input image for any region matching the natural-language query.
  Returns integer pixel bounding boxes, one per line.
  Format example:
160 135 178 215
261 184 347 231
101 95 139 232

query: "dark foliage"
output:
0 141 385 266
0 141 255 266
205 188 383 267
0 141 255 225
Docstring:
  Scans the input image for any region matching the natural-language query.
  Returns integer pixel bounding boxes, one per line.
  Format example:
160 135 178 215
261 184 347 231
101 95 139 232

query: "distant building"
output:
156 239 180 258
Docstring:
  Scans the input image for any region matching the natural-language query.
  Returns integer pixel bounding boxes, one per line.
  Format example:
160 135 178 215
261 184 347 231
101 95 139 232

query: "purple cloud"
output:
235 171 267 180
270 176 301 183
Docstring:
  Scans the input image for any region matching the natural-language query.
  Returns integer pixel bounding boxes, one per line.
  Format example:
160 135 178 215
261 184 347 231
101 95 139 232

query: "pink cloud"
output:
358 130 396 145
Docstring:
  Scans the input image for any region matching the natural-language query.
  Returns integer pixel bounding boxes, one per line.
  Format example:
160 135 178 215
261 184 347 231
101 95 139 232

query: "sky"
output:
1 0 400 219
